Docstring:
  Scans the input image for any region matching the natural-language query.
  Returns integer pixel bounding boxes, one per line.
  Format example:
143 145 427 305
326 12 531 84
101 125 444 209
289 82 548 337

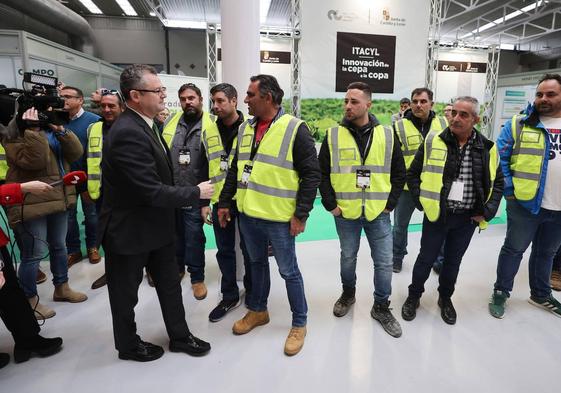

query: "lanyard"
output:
454 140 469 180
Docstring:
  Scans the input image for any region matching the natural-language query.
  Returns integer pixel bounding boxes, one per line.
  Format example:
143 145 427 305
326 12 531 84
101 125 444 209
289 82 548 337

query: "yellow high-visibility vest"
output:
0 144 8 181
328 124 393 221
235 114 302 222
86 122 103 200
509 114 546 201
419 131 499 229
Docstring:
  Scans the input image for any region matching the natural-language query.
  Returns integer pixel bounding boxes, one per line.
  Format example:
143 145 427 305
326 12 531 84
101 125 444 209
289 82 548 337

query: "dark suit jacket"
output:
97 108 200 255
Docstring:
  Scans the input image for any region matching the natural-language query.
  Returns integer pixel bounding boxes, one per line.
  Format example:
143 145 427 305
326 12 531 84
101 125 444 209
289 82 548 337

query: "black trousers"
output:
105 242 191 352
408 212 477 299
0 247 40 344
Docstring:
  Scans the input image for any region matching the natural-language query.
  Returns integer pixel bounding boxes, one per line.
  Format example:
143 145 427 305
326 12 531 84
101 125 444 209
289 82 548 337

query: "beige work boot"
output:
232 311 270 335
53 282 87 303
28 296 56 320
284 326 307 356
551 271 561 291
192 282 207 300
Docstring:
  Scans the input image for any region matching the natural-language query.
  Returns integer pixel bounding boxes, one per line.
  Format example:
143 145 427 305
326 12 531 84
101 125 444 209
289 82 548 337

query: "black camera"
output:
0 72 69 130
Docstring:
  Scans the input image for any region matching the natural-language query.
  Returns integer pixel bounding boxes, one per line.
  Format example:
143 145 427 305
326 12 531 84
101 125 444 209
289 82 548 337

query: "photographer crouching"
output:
2 105 87 319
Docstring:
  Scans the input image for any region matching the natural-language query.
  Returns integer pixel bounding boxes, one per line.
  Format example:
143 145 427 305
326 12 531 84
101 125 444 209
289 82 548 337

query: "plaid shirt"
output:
446 132 476 210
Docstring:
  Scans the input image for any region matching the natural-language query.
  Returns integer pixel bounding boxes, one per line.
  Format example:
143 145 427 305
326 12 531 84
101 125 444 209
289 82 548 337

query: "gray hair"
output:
454 96 480 116
120 64 157 100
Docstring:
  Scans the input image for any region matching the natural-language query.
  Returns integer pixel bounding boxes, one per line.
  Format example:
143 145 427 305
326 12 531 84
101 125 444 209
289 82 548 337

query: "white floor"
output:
1 223 560 393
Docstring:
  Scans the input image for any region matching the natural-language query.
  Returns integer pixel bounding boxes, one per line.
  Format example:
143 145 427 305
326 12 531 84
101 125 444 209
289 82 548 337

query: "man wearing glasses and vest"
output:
162 83 215 300
392 88 448 273
217 74 320 356
402 96 503 325
489 74 561 319
319 82 406 338
86 90 125 290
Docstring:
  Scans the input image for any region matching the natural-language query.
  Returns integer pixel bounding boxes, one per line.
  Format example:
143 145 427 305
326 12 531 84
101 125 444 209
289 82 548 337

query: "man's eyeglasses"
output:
133 87 167 95
61 95 80 100
101 89 124 102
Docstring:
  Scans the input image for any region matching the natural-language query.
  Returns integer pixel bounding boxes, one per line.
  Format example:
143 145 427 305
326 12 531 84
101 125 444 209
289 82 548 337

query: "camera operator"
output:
0 180 63 368
2 107 87 319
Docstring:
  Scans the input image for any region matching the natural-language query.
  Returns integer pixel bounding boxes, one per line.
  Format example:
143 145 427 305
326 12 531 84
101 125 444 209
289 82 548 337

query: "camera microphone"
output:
50 171 87 187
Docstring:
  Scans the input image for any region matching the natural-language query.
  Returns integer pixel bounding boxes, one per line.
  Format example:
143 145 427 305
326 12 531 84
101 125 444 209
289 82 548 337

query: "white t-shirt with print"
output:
539 116 561 211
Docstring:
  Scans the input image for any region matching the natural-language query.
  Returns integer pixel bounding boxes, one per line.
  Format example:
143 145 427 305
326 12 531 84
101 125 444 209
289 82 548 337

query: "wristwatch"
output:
54 128 68 137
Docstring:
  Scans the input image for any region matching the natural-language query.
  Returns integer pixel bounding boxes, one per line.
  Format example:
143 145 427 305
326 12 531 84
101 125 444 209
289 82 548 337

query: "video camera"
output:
0 72 69 130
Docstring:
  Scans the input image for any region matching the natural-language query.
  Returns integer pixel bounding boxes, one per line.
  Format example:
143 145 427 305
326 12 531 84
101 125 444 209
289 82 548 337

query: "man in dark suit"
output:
98 64 214 362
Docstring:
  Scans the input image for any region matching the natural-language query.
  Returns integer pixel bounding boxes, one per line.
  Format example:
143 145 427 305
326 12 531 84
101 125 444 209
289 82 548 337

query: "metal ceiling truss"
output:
440 0 501 36
206 22 218 97
481 44 500 138
426 0 445 92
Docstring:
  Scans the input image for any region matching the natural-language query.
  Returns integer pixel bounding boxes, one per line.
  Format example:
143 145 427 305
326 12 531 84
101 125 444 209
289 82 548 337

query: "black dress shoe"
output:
14 335 63 363
91 274 107 290
169 334 211 356
0 353 9 369
118 341 164 362
438 296 457 325
401 296 420 321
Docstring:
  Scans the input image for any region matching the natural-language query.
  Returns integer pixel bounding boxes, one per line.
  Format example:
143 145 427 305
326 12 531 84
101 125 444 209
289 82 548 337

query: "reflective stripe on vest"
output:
86 122 103 200
328 124 393 221
162 112 217 148
420 131 499 229
0 144 7 181
510 115 546 201
236 114 302 222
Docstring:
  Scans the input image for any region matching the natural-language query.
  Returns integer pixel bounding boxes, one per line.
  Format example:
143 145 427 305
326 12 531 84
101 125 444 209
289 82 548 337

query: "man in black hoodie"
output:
392 88 448 273
319 82 406 338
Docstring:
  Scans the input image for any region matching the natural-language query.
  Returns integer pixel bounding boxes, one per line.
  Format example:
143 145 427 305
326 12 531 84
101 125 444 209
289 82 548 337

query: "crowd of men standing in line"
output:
0 65 560 367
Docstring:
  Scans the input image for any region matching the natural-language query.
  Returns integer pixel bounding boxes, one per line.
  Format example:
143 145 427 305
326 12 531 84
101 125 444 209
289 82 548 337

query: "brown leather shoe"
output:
87 248 101 264
284 326 307 356
91 274 107 290
192 282 207 300
36 269 47 285
232 310 270 335
67 252 83 268
551 270 561 291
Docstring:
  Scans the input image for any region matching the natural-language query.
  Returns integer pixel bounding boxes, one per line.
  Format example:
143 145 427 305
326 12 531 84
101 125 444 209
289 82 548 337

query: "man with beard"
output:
162 83 217 299
392 88 447 273
489 74 561 319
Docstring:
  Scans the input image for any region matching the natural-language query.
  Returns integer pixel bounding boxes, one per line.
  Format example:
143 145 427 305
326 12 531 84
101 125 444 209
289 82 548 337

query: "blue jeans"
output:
409 212 476 298
494 199 561 298
212 205 251 301
334 212 393 303
175 207 206 283
16 211 69 298
392 190 416 263
239 213 307 327
66 194 98 253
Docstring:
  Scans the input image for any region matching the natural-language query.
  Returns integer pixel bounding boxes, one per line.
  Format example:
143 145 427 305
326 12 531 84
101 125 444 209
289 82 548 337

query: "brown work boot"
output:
36 269 47 285
284 326 307 356
87 248 101 264
232 310 270 335
28 296 56 320
551 270 561 291
53 282 87 303
91 274 107 290
67 252 83 268
192 282 207 300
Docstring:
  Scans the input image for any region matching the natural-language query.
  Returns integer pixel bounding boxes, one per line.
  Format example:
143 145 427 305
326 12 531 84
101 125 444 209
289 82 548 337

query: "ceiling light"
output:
461 0 544 39
149 11 156 17
500 43 515 50
77 0 103 14
115 0 138 16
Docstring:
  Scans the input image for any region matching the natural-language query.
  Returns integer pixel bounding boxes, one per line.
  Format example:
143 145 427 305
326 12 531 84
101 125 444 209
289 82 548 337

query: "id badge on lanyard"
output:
178 148 191 165
241 163 253 185
220 155 228 171
356 169 371 189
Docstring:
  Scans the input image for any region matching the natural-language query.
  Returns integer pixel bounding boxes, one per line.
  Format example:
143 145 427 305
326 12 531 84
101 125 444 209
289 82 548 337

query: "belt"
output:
446 207 471 214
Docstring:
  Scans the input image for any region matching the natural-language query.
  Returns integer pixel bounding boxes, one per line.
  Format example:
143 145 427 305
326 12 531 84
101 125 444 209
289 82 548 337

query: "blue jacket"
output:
496 103 551 214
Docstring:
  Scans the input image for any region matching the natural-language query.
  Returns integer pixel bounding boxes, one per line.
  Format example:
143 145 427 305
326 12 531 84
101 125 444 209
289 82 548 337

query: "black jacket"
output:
98 109 200 255
319 113 406 212
407 127 504 223
218 109 320 221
